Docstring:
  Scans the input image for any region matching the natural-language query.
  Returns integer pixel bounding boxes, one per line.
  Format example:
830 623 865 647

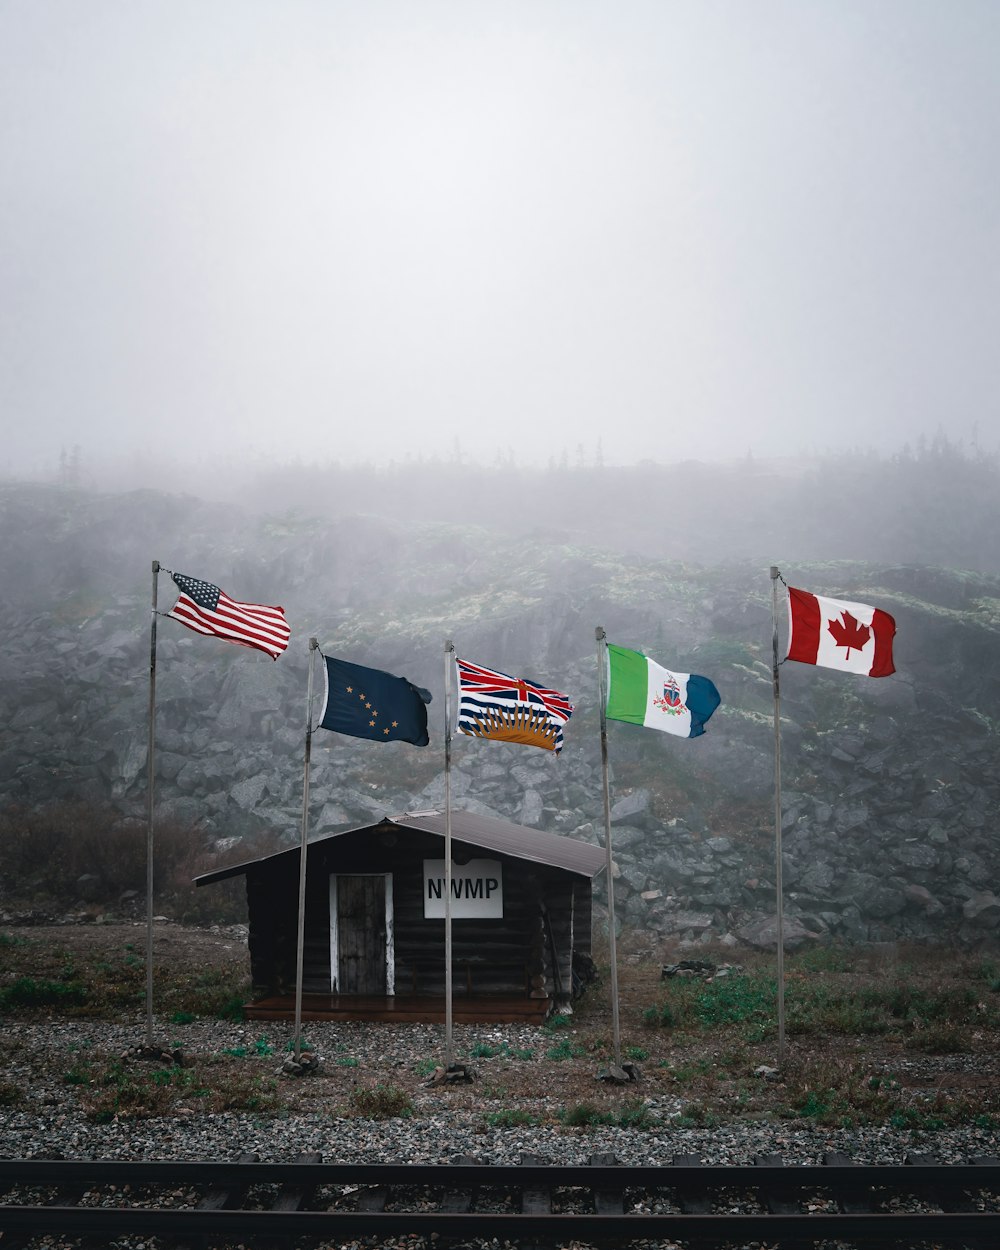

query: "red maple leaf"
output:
828 610 870 655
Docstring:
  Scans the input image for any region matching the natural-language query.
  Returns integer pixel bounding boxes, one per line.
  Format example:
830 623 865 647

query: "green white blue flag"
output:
605 644 720 738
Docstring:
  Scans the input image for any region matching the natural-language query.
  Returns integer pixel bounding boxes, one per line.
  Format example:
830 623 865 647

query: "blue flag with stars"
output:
319 655 431 746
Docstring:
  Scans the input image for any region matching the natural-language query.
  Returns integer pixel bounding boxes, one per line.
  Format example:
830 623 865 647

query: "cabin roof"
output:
194 808 607 887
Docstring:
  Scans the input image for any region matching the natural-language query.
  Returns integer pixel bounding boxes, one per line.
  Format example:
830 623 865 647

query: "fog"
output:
2 1 998 482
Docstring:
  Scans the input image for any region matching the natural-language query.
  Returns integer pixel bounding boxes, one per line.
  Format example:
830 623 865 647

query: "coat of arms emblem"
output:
652 675 685 716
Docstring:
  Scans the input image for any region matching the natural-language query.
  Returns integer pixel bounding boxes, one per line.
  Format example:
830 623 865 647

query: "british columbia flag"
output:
456 657 574 754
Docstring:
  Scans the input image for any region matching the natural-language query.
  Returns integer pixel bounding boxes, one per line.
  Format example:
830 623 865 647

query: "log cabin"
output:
194 808 607 1023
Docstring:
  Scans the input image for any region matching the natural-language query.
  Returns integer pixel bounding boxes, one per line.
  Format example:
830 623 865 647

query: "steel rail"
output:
1 1157 998 1249
2 1158 999 1188
1 1204 999 1242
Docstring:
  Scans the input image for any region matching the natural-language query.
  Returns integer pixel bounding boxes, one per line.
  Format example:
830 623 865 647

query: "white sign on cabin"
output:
423 859 504 919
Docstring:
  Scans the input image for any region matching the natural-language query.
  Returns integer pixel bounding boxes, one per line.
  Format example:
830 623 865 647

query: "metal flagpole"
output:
145 560 159 1048
443 640 455 1068
770 568 786 1064
595 626 622 1070
293 638 319 1061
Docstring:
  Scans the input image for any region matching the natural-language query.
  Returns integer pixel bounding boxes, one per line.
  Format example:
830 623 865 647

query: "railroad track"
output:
1 1151 999 1248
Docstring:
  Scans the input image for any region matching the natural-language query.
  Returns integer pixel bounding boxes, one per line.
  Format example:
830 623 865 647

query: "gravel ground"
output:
3 923 1000 1173
3 1015 999 1168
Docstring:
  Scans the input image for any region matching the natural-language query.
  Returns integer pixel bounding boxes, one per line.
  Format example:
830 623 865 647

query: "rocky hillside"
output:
1 478 999 948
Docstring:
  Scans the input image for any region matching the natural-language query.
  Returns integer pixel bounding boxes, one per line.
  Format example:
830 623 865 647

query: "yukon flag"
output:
786 586 896 677
605 644 721 738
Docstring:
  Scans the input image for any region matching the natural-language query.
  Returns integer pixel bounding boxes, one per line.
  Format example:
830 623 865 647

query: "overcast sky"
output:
1 0 997 481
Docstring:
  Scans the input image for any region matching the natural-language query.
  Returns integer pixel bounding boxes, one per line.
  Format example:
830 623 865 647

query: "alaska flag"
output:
319 655 431 745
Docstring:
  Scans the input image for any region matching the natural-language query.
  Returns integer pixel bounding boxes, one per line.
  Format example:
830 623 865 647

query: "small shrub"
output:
642 1002 677 1029
561 1102 614 1127
625 1045 648 1061
616 1099 654 1129
348 1083 414 1119
413 1057 437 1077
674 1102 719 1128
215 994 246 1023
171 1011 196 1025
794 1089 835 1120
470 1042 500 1059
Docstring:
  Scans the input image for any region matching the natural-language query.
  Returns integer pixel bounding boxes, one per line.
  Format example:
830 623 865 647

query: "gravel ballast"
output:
3 1016 998 1169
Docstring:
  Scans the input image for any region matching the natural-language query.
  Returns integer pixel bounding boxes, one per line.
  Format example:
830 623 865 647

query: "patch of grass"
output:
545 1037 586 1061
214 994 247 1023
77 1057 281 1121
673 1101 719 1128
1 936 249 1022
793 1088 836 1120
625 1045 648 1061
222 1035 276 1059
0 976 88 1012
616 1099 655 1128
904 1024 969 1054
467 1040 535 1061
642 1002 679 1029
204 1069 281 1113
561 1102 615 1127
560 1098 654 1129
662 1057 714 1085
347 1083 414 1120
792 946 853 974
694 974 776 1029
413 1057 438 1077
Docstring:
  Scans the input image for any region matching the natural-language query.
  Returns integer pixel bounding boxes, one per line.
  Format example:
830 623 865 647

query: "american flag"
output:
166 572 291 660
456 657 574 754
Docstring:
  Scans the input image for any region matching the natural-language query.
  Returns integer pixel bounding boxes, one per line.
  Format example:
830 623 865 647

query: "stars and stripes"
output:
166 572 291 660
456 657 574 754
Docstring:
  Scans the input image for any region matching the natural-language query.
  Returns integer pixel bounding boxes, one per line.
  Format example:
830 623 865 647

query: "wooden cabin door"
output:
329 874 394 995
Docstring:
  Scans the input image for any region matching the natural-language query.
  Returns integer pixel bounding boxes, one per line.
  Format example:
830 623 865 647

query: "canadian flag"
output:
786 586 896 677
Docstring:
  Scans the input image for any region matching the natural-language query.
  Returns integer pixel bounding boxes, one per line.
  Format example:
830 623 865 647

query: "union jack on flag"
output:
455 657 574 754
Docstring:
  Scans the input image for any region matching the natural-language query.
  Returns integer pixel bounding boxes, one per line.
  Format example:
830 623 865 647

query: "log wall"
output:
244 826 589 1001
